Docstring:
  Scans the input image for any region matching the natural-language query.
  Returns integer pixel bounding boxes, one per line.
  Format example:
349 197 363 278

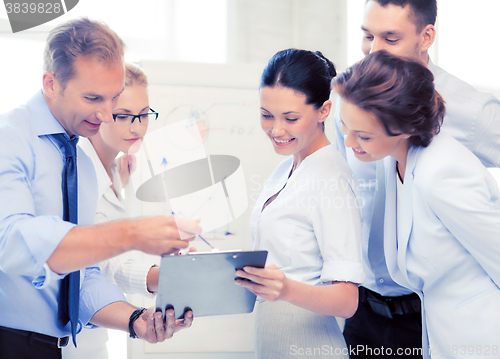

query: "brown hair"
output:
333 50 444 147
43 17 125 90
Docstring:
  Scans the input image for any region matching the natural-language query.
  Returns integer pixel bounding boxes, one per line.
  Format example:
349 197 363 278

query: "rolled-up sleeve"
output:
79 266 127 328
312 175 365 284
0 124 75 277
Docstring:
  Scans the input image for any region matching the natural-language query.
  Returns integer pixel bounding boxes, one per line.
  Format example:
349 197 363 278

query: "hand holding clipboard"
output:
156 250 268 319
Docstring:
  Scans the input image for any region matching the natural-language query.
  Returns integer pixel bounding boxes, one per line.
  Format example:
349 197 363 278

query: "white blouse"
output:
78 138 154 298
250 145 365 286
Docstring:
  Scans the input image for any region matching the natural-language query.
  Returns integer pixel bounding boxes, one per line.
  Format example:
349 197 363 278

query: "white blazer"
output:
383 133 500 359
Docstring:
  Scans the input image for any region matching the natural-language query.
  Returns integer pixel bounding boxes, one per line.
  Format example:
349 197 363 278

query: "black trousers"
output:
343 287 423 359
0 327 62 359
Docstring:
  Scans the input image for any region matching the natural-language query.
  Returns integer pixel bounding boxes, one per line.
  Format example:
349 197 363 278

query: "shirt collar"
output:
28 90 68 137
427 56 437 72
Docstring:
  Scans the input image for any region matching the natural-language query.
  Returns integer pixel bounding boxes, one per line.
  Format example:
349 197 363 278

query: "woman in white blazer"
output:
333 51 500 359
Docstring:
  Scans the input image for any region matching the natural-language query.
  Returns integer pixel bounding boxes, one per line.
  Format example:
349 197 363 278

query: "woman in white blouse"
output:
235 49 364 359
64 63 161 358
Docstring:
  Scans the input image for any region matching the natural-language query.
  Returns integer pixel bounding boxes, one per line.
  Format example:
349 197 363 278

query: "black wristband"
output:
128 307 147 339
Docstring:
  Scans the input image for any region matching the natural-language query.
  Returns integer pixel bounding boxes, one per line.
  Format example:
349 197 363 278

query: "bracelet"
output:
128 307 147 339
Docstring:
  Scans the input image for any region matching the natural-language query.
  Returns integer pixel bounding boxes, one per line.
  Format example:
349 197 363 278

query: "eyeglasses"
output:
112 108 159 124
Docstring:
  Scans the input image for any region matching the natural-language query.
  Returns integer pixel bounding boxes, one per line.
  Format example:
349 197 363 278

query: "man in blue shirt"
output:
335 1 500 358
0 18 201 359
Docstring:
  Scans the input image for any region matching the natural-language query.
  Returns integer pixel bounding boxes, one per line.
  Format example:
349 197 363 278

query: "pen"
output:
171 211 219 253
198 235 220 252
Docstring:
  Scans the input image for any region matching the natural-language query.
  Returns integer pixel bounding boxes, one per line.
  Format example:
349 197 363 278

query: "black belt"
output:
0 326 69 348
359 286 421 319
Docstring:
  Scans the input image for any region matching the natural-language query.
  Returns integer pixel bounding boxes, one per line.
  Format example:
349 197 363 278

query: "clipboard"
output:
156 250 268 319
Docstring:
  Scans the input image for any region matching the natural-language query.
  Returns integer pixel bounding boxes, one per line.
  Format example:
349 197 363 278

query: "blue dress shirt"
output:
0 90 125 338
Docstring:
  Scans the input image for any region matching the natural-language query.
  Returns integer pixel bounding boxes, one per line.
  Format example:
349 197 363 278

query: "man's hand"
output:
47 215 202 274
134 307 194 343
129 215 202 256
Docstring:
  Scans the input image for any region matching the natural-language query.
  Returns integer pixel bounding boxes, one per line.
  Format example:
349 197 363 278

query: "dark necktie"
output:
368 160 386 270
51 133 80 347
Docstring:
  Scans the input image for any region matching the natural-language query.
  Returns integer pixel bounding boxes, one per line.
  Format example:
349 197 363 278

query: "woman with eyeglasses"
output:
63 62 162 359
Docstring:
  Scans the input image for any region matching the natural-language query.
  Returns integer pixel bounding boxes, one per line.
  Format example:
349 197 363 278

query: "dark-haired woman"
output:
333 50 500 358
236 49 364 358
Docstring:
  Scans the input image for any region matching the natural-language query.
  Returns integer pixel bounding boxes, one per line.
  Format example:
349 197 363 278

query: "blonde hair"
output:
43 17 125 89
125 62 148 87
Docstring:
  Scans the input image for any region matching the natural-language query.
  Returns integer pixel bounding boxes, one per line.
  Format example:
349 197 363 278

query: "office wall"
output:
227 0 348 71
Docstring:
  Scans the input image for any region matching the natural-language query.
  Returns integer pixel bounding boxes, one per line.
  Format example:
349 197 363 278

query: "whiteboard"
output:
128 60 284 357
